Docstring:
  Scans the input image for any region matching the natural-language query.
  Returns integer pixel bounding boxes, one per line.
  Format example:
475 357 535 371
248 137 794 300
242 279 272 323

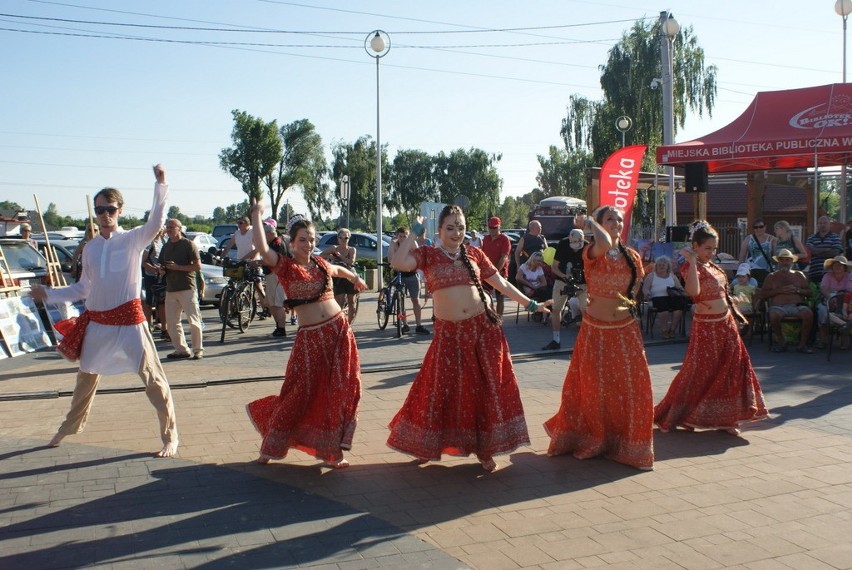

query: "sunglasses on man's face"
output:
94 205 119 215
753 224 765 229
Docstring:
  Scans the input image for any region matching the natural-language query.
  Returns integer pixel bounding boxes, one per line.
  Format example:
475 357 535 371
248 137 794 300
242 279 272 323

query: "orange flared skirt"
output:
654 312 768 431
544 313 654 469
247 312 360 462
387 311 530 461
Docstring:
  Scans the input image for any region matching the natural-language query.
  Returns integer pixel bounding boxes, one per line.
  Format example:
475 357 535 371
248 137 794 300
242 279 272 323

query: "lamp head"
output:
663 14 680 38
370 32 385 53
836 0 852 17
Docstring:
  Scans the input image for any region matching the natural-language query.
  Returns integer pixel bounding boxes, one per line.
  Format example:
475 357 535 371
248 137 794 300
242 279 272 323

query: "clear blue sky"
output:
1 0 844 223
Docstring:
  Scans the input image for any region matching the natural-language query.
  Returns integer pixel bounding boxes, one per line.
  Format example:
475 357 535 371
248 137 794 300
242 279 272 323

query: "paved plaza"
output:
1 292 851 569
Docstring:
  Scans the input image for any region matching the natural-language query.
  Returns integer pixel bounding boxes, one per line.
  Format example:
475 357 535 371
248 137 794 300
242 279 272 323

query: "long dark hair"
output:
689 220 746 324
439 205 501 324
593 205 639 315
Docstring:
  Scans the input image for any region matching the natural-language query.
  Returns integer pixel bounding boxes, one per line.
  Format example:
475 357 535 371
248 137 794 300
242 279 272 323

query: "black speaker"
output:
666 225 690 243
684 162 708 193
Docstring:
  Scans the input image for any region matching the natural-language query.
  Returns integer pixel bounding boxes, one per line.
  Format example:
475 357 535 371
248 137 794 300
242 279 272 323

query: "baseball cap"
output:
736 263 751 276
488 216 501 228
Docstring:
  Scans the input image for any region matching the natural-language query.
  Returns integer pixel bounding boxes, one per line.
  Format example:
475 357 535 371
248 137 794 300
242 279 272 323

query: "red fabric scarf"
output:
55 298 146 361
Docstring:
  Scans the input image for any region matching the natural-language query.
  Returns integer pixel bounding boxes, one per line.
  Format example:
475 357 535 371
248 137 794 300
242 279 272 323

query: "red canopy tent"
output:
656 83 852 172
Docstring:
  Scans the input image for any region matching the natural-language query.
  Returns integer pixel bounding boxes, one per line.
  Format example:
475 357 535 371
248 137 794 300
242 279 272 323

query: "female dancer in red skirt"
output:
388 205 551 471
544 206 654 470
246 200 366 468
654 221 768 435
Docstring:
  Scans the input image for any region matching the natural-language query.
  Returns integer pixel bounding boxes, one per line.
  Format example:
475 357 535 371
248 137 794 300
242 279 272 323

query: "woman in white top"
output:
642 255 687 338
738 218 777 285
515 250 549 300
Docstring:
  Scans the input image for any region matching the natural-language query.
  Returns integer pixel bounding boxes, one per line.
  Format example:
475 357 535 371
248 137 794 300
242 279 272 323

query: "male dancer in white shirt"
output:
31 164 179 458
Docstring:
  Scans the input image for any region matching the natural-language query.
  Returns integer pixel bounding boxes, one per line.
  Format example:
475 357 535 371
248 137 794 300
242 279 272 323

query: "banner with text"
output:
598 144 646 240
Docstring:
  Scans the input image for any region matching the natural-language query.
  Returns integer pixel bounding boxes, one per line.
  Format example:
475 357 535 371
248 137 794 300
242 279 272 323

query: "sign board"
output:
0 296 52 357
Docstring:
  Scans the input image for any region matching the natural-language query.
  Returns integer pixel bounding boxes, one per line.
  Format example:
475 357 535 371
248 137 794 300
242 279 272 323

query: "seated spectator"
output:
817 255 852 348
641 255 687 339
761 249 814 353
516 251 550 300
732 264 758 315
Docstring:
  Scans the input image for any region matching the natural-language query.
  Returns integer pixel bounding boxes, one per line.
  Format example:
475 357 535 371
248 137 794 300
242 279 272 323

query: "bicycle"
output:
376 263 406 338
218 259 261 341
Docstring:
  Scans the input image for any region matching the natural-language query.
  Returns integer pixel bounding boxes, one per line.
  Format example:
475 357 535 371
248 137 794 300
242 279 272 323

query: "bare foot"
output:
322 459 349 469
480 458 497 472
48 433 65 447
725 428 741 436
255 455 271 464
415 458 429 465
155 441 179 458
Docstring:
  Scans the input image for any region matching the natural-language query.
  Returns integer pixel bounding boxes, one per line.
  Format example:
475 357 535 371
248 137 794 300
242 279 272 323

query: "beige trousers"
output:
165 288 203 355
57 328 178 444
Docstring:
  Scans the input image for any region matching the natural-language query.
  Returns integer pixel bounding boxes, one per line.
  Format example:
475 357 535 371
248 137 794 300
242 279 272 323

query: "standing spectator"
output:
654 221 768 434
141 226 167 335
761 249 814 352
19 223 36 248
514 220 548 270
806 216 843 284
480 216 512 316
320 228 358 322
773 220 808 269
544 228 586 350
468 229 483 248
161 218 204 360
388 227 429 334
70 223 98 282
28 164 178 457
388 206 549 471
262 219 290 338
544 206 653 470
845 217 852 258
246 204 367 469
737 218 776 286
222 216 266 314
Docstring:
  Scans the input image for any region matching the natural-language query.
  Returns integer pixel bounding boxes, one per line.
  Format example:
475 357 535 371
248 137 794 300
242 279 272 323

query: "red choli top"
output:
412 246 498 293
273 255 334 304
680 261 727 303
583 246 644 300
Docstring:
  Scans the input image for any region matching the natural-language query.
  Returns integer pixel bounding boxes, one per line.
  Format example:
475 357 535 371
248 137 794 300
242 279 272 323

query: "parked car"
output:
184 232 219 254
313 232 391 261
198 262 228 307
211 224 238 247
0 238 48 291
34 239 79 284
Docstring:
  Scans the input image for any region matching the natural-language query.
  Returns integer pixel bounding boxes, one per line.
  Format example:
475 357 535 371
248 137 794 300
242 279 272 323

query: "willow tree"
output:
265 119 328 221
561 18 717 170
219 110 282 204
329 136 390 229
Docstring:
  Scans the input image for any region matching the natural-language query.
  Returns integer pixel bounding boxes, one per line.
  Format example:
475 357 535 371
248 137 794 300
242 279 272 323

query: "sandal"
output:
770 344 787 353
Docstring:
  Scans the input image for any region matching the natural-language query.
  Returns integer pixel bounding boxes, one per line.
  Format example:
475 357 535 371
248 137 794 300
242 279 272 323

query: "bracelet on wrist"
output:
526 299 539 312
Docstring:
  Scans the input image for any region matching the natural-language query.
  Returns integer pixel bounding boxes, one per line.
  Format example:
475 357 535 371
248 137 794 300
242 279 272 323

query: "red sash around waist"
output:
55 298 146 362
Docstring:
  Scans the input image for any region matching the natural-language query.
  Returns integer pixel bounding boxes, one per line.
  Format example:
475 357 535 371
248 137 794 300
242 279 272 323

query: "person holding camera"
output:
544 228 586 350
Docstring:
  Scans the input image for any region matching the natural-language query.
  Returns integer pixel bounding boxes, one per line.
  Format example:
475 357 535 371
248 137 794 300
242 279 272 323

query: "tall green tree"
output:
433 148 502 229
389 149 439 223
219 109 282 204
263 119 328 221
561 18 717 170
329 136 389 230
0 200 24 213
536 145 590 198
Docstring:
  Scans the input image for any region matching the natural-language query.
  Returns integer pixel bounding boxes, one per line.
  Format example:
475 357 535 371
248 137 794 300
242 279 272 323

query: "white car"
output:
198 262 228 307
313 232 391 261
185 232 220 255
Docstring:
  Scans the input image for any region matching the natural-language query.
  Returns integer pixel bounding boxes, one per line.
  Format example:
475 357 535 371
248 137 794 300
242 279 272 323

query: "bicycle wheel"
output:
376 289 389 329
350 292 360 322
237 285 253 332
394 289 405 338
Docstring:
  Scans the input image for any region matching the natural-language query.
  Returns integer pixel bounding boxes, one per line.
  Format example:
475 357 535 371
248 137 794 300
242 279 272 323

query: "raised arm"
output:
392 217 422 272
575 214 612 259
249 198 279 268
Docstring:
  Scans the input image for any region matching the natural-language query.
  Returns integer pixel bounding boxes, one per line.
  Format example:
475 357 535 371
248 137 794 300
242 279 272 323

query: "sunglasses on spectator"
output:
753 224 765 229
94 206 119 215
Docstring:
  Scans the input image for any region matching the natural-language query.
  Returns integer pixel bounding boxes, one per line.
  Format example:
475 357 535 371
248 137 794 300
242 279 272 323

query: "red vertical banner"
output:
598 144 646 241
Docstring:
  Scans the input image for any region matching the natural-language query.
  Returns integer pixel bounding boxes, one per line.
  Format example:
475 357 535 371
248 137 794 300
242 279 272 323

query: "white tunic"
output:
46 183 168 375
234 229 258 260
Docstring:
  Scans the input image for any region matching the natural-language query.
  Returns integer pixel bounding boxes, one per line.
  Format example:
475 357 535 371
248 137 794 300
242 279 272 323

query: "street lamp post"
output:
836 0 851 224
365 30 390 291
615 115 633 147
660 11 680 228
341 174 350 229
